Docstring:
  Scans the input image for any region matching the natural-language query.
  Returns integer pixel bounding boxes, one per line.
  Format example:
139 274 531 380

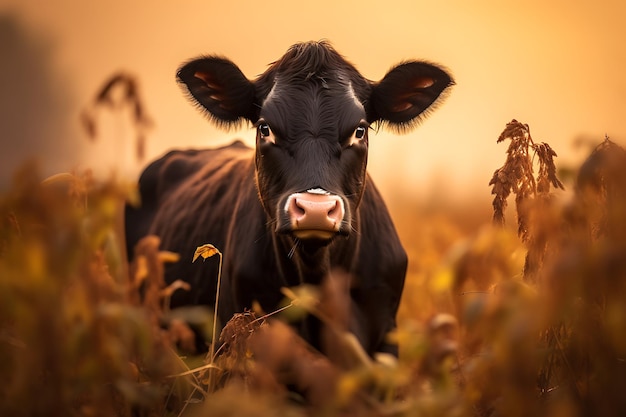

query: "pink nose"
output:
285 190 344 240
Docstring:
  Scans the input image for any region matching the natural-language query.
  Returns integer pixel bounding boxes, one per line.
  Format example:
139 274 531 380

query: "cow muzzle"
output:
284 188 345 240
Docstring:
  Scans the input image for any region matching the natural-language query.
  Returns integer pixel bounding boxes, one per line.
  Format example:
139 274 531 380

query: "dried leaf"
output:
281 285 320 312
158 250 180 264
192 243 221 262
133 255 148 284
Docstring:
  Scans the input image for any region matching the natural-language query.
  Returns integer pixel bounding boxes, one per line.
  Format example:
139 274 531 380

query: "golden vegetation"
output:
2 117 626 416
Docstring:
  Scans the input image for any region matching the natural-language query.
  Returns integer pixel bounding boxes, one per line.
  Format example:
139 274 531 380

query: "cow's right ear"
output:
177 57 256 127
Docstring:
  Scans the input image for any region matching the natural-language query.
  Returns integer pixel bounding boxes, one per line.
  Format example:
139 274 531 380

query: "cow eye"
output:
347 124 369 146
259 123 271 137
257 122 275 143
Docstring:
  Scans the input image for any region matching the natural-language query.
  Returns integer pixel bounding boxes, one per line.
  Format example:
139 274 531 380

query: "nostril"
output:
292 198 306 217
327 200 339 219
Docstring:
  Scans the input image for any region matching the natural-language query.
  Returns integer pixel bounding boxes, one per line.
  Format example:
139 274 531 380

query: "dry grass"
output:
81 73 153 161
2 91 626 417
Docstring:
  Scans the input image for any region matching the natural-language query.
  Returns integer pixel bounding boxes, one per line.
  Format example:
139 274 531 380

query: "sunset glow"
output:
2 0 625 202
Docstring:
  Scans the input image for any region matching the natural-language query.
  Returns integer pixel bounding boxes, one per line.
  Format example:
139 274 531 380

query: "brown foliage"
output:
489 120 564 235
81 73 153 161
535 137 626 415
485 126 626 416
0 168 187 417
489 119 565 281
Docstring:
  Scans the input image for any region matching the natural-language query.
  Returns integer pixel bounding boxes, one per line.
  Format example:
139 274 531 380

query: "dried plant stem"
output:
208 251 223 389
253 301 295 323
190 243 224 389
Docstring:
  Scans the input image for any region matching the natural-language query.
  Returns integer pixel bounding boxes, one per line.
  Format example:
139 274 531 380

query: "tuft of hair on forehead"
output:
254 41 372 112
257 41 367 86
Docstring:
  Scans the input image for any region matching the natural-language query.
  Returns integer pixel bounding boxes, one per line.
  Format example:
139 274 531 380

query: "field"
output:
2 112 626 417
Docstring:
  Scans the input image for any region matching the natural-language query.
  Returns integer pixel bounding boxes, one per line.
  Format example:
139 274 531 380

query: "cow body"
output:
125 41 453 356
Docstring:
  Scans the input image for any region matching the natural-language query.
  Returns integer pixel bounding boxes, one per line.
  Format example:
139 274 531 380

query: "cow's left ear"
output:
177 57 256 128
369 62 454 131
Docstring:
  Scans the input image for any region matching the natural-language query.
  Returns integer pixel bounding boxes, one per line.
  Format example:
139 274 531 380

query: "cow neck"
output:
276 236 331 286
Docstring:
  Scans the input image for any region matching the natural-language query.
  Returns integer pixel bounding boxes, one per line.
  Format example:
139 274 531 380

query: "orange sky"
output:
1 0 625 205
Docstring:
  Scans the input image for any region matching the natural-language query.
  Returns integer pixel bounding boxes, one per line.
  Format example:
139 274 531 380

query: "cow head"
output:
177 41 453 246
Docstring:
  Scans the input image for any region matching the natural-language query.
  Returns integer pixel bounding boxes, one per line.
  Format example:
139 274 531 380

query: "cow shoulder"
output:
125 140 253 261
150 140 254 247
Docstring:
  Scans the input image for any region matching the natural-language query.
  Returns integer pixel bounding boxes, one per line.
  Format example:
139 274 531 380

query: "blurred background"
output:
1 0 625 225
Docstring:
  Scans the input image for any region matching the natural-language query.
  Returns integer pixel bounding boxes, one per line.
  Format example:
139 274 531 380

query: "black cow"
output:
125 41 453 356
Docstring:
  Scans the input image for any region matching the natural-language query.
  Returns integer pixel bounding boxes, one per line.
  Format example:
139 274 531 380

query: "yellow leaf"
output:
134 255 148 284
158 251 180 264
192 243 221 262
281 285 319 311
